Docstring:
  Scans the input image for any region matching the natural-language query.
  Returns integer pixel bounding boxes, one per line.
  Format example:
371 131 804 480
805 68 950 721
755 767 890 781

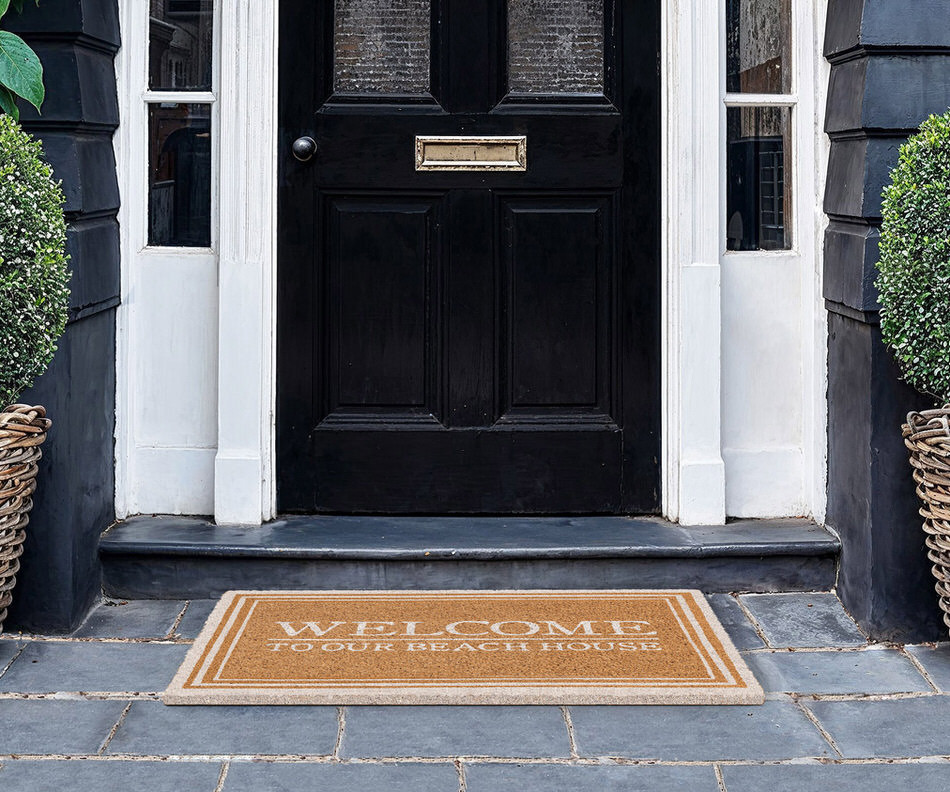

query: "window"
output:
724 0 793 251
146 0 216 248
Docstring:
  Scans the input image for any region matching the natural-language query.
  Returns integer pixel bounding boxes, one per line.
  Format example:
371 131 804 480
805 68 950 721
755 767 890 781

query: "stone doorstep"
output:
99 515 839 599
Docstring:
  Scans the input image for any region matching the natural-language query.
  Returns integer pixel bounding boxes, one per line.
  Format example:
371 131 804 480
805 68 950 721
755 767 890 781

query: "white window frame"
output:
114 0 224 518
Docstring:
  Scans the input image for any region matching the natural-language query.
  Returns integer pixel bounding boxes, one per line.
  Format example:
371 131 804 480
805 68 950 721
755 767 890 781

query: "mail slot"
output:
415 135 527 171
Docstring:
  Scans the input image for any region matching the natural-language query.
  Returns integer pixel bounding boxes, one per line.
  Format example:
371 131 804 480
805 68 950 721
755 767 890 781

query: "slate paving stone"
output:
907 643 950 692
0 760 223 792
174 599 219 639
738 592 867 648
341 706 571 758
72 599 187 639
720 762 950 792
569 700 833 761
805 695 950 758
0 699 128 754
0 641 189 693
707 594 766 650
743 648 932 694
223 761 459 792
107 700 339 756
465 763 722 792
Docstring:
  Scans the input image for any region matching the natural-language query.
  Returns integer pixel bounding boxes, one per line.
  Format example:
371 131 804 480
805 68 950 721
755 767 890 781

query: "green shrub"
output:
0 112 68 408
876 109 950 403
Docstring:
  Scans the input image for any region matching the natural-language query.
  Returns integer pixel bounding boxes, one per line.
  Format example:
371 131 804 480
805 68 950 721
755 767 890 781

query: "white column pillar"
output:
662 0 726 525
214 1 278 525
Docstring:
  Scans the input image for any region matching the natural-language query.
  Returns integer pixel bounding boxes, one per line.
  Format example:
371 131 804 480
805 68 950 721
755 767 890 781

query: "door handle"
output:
292 136 317 162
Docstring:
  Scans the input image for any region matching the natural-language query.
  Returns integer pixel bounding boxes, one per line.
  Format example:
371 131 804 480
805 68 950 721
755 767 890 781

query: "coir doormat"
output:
164 590 763 705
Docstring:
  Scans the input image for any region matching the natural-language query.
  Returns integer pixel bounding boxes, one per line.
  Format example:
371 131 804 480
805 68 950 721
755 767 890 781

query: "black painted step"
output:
100 516 839 598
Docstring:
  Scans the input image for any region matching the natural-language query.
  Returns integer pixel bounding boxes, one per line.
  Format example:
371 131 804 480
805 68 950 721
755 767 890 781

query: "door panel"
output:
500 196 613 416
324 197 444 420
278 0 660 514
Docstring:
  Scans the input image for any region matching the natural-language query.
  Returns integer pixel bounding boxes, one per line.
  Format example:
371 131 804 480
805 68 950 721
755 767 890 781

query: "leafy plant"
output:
0 112 68 407
876 109 950 403
0 0 43 120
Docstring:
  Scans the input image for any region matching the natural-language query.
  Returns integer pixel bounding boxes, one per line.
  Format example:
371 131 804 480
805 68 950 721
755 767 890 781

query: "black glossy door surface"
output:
277 0 660 513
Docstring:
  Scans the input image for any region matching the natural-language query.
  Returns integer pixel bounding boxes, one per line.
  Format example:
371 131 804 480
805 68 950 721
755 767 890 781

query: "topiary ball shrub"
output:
877 109 950 404
0 113 69 409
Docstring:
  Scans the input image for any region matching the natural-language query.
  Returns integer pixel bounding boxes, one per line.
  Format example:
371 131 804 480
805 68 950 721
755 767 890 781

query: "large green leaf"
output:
0 1 11 20
0 84 18 120
0 30 42 111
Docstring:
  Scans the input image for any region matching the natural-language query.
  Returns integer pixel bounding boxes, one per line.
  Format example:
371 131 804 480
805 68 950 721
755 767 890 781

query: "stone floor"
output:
0 591 949 791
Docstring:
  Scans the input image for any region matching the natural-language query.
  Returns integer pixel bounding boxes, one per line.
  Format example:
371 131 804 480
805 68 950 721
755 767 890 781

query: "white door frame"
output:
209 0 727 526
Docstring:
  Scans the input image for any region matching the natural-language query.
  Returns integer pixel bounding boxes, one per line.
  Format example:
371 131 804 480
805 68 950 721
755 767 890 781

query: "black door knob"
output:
292 136 317 162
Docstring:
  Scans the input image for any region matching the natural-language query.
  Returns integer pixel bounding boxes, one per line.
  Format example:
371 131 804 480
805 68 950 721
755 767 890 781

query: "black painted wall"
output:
4 0 119 633
824 0 950 642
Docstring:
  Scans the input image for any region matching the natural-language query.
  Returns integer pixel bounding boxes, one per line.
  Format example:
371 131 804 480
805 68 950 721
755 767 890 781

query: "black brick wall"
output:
4 0 119 633
824 0 950 642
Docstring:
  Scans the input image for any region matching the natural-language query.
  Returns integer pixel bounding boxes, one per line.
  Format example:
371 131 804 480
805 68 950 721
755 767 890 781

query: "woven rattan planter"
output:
0 404 50 634
903 407 950 637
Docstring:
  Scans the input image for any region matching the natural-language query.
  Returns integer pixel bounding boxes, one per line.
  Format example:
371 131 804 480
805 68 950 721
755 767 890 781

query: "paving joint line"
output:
3 754 950 765
213 760 230 792
792 694 843 758
0 635 192 644
167 602 190 640
731 595 773 648
333 706 346 760
900 646 942 692
97 700 133 755
799 691 944 702
560 705 579 759
714 763 728 792
0 641 26 679
0 692 162 700
455 758 467 792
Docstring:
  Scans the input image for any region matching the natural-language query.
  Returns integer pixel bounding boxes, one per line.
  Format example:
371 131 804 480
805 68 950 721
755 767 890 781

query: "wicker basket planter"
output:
903 407 950 637
0 405 50 634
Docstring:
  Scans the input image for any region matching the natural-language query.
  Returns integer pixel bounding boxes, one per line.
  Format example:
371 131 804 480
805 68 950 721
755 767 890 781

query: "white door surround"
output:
115 0 826 527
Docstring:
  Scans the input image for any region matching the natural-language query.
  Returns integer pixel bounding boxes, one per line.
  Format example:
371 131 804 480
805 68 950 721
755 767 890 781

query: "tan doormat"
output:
164 590 763 705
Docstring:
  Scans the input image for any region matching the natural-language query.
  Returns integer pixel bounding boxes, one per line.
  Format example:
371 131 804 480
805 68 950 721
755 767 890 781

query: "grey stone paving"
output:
106 700 339 756
738 592 868 648
2 592 948 791
907 643 950 692
0 760 223 792
72 598 186 639
804 695 950 758
743 647 933 695
465 763 722 791
708 593 766 650
569 699 833 760
720 763 950 792
222 762 459 792
0 640 189 693
341 705 571 758
0 699 127 754
174 599 219 639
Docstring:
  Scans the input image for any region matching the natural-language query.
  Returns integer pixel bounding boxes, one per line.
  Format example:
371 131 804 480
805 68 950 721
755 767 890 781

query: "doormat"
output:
164 590 763 705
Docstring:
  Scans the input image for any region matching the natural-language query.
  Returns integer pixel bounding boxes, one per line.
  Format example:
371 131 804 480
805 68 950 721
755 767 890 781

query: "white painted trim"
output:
213 1 278 524
662 0 727 524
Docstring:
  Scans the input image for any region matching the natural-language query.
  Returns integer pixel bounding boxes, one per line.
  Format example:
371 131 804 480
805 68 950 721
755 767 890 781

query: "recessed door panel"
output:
501 196 614 419
323 197 443 422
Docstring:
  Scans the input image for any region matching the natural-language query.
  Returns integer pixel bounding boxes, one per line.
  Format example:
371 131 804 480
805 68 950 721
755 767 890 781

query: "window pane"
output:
149 0 214 91
726 0 791 94
508 0 604 94
149 103 212 247
726 106 792 251
334 0 431 93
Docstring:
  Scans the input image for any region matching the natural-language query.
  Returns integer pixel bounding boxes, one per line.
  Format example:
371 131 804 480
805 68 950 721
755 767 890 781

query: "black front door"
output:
278 0 660 514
